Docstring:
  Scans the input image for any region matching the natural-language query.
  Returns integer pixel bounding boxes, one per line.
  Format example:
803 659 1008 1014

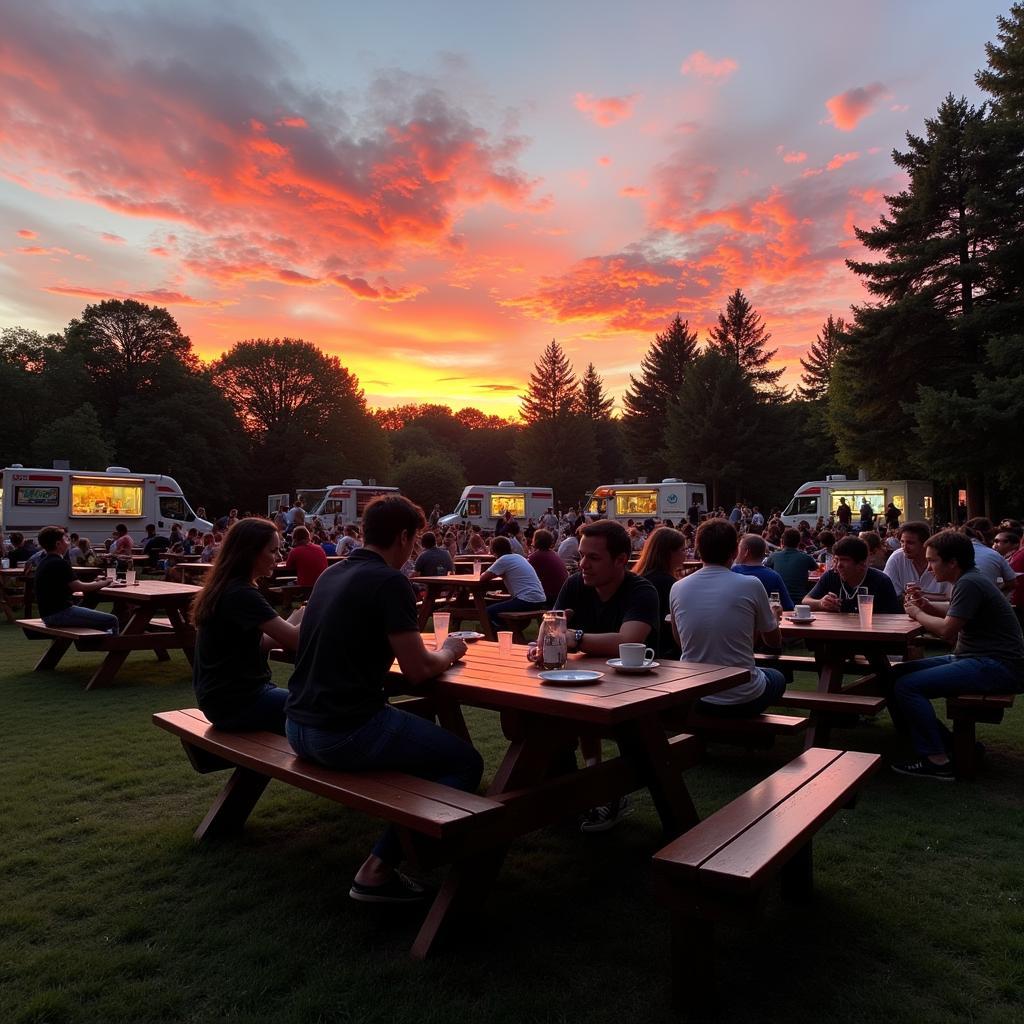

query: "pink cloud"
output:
801 167 824 178
597 155 612 166
573 92 640 126
826 151 860 171
16 228 37 238
680 51 738 81
17 244 70 256
890 103 909 112
100 231 126 243
620 185 647 197
44 284 232 307
825 82 887 131
782 151 807 164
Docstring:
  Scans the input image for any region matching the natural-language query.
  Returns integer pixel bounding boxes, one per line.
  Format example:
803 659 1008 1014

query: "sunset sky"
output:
0 0 1009 418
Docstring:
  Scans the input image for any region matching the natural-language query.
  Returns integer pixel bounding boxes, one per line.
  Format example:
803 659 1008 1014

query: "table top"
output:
779 612 923 642
430 640 747 726
453 554 495 563
100 580 202 603
413 573 491 588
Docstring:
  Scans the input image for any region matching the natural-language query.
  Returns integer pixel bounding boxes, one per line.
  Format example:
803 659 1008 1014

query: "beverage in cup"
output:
126 569 137 585
433 611 450 649
473 559 481 575
105 567 116 581
769 591 782 618
793 604 812 620
858 592 874 628
619 643 655 667
497 631 514 657
540 610 567 670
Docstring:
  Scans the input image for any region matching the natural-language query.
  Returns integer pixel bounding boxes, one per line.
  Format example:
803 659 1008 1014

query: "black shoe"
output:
891 759 955 782
349 871 431 904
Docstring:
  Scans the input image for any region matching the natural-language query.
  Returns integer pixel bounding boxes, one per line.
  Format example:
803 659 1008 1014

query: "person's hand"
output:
820 592 841 612
441 636 468 664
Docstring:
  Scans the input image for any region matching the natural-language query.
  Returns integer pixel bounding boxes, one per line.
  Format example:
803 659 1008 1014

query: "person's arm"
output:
802 574 840 612
259 607 304 652
905 599 965 645
389 630 468 684
572 618 651 657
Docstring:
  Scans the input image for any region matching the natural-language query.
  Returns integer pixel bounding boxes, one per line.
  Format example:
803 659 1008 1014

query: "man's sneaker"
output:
349 871 431 904
580 795 634 833
891 759 955 782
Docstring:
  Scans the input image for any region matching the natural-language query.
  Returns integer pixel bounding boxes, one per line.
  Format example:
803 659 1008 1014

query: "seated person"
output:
731 534 794 610
802 535 902 614
73 537 100 566
633 526 687 659
285 526 329 587
767 528 820 603
556 526 581 568
961 519 1017 592
527 528 568 606
191 518 303 733
142 523 171 569
34 526 120 634
505 521 526 555
860 531 889 569
7 532 37 568
413 531 453 576
336 524 362 556
286 495 482 903
884 521 953 601
111 523 134 562
200 532 220 562
891 530 1024 779
670 519 786 718
468 526 488 554
481 536 547 630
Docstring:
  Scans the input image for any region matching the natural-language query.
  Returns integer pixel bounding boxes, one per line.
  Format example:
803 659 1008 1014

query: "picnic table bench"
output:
945 692 1017 780
496 608 546 643
653 747 881 1011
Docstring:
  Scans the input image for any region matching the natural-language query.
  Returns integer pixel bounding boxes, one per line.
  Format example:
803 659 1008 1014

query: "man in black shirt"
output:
142 523 171 569
7 532 37 568
34 526 119 634
413 531 453 576
286 495 483 904
530 519 660 831
803 535 902 614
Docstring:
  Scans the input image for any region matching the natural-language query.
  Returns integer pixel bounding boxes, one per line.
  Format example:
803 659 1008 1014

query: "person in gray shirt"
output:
890 530 1024 781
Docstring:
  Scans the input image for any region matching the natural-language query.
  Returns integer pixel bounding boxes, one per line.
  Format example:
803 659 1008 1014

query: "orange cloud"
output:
781 150 807 164
44 284 233 307
17 244 70 256
16 228 37 238
573 92 640 126
826 151 860 171
597 155 612 166
825 83 887 131
680 51 738 80
620 185 647 197
100 232 125 243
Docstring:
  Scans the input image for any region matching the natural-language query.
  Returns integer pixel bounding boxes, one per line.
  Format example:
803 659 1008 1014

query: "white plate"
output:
785 614 816 623
449 631 484 642
606 658 660 674
538 669 604 686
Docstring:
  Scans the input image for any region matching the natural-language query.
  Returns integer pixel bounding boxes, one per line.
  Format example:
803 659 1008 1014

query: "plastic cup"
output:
497 631 514 657
858 593 874 628
126 569 137 585
433 611 450 649
1 558 9 569
105 567 116 581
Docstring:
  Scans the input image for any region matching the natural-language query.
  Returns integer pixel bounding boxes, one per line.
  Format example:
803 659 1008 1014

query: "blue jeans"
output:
43 605 120 635
890 655 1023 757
487 597 545 630
696 668 787 717
209 685 288 735
286 706 484 866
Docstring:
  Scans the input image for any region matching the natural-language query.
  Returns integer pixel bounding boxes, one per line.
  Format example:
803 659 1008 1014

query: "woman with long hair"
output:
191 518 303 734
633 527 687 659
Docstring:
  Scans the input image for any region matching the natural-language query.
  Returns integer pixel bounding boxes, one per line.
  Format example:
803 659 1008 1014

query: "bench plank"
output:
19 618 108 641
777 690 886 716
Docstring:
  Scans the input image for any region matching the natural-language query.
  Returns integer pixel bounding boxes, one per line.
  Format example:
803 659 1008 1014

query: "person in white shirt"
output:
963 519 1017 593
557 528 580 566
670 518 786 716
884 522 952 600
481 536 546 630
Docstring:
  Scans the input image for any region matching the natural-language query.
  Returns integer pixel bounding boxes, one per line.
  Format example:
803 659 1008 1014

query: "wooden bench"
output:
496 609 546 643
945 693 1017 780
776 689 886 749
683 710 808 749
153 707 506 845
652 747 881 1011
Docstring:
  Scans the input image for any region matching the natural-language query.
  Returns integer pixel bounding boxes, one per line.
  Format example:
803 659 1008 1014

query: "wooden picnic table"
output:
452 555 495 574
402 639 748 957
412 573 502 640
22 580 202 689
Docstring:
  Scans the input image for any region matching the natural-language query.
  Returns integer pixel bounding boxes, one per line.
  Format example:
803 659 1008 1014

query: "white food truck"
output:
0 465 212 544
584 479 707 523
439 482 554 530
306 481 400 525
780 476 934 527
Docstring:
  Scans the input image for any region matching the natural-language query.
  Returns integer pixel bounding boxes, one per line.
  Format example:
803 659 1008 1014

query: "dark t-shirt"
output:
414 547 453 576
8 544 35 568
948 569 1024 681
529 548 568 603
193 580 277 721
36 553 73 617
807 567 902 614
767 547 820 603
553 571 660 640
642 570 681 659
286 549 420 730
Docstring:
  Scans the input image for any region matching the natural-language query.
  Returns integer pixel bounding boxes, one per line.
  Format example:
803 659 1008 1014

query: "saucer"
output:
785 614 816 623
449 631 484 642
538 669 604 685
606 658 660 674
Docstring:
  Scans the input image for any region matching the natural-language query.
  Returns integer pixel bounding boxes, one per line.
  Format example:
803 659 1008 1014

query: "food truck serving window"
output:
615 489 658 516
14 485 60 507
71 478 143 517
356 489 393 517
489 493 525 518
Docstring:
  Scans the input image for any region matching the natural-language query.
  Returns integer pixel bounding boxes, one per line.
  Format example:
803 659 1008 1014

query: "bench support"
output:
194 766 272 841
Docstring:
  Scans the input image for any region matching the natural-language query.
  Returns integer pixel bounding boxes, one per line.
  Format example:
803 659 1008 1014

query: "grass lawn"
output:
1 615 1022 1024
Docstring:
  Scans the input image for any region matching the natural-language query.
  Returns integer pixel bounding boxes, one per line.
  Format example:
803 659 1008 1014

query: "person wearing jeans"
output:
34 526 120 635
286 494 483 903
893 530 1024 780
481 535 546 631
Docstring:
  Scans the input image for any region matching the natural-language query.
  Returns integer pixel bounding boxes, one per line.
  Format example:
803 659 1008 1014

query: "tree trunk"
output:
966 473 985 519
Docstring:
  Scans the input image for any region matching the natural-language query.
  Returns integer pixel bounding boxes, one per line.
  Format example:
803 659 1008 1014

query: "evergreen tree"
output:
707 289 785 395
579 362 614 419
976 3 1024 118
621 314 698 477
519 339 579 423
798 315 847 401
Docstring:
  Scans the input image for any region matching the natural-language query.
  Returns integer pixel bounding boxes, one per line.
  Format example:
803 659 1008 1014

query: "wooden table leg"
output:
35 638 73 671
417 588 438 631
85 605 156 690
166 606 196 665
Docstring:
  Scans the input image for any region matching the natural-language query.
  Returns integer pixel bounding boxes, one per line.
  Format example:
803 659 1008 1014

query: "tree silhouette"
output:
707 289 784 395
519 339 579 423
799 314 847 401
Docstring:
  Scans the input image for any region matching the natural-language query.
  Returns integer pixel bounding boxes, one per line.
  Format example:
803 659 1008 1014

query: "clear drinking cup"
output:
858 593 874 628
433 611 450 649
126 569 137 586
497 631 514 657
105 567 116 581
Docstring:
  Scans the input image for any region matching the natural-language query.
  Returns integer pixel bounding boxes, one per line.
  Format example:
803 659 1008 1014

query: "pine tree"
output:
707 289 784 395
798 315 847 401
519 339 579 424
621 314 698 477
579 362 614 420
976 3 1024 118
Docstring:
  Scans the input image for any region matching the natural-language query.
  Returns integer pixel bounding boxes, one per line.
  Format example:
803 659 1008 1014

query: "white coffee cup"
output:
619 642 655 667
793 604 812 620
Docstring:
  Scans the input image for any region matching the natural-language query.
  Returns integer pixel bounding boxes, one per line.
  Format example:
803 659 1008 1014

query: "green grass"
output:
1 617 1022 1024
